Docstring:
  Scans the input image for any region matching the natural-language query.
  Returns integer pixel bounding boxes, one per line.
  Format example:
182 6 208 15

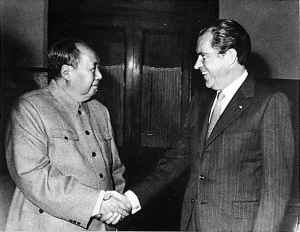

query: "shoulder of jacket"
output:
14 88 51 107
88 99 109 114
89 98 105 107
19 87 50 101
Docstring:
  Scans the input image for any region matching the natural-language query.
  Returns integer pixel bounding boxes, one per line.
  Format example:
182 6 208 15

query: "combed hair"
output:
199 19 251 65
47 38 86 80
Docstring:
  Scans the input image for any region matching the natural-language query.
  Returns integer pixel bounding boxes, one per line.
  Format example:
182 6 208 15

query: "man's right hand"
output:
97 191 132 225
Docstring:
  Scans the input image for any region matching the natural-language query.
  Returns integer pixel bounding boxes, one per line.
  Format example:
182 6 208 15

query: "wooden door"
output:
80 20 187 149
83 26 127 146
79 1 218 146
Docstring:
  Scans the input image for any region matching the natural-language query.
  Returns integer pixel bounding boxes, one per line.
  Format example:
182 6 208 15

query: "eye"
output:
92 65 100 72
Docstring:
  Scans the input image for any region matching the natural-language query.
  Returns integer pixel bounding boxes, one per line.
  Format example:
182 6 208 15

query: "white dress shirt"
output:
209 69 248 121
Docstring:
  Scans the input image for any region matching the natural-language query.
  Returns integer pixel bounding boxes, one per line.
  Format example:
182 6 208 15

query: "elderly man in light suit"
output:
5 38 132 231
124 19 295 231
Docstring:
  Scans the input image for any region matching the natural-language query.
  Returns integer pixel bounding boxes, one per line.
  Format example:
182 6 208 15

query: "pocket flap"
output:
50 129 79 141
101 131 112 141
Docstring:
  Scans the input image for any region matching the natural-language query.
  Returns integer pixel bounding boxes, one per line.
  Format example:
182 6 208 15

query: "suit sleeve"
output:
131 129 190 207
129 92 201 207
253 92 295 231
6 98 100 228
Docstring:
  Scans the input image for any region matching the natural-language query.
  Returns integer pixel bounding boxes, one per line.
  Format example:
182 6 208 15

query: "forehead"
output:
196 31 213 53
76 43 99 64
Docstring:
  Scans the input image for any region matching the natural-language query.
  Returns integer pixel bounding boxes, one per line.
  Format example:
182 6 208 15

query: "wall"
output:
1 0 48 67
219 0 299 80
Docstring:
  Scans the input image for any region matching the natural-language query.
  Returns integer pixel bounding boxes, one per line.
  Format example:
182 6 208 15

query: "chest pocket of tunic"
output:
50 129 79 142
49 129 80 166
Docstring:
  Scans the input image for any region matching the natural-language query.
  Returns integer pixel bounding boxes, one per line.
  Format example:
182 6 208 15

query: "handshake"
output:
96 191 133 225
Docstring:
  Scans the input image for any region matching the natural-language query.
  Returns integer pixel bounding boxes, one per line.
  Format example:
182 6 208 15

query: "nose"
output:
194 55 203 70
95 67 102 80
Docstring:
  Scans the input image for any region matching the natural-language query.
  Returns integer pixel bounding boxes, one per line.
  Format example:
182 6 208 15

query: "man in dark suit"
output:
121 19 295 231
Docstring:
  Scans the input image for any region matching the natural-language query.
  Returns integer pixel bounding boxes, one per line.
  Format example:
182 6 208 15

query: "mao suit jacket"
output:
5 80 125 231
132 75 295 231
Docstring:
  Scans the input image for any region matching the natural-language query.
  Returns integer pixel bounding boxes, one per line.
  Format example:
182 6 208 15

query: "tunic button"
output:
92 152 96 157
199 175 205 180
191 199 194 204
78 110 82 115
85 131 90 135
99 173 104 178
39 209 43 213
64 136 68 140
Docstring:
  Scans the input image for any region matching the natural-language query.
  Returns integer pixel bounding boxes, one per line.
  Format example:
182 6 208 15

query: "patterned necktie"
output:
207 91 225 139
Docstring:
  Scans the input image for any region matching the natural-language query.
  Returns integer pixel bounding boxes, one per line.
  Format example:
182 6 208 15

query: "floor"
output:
0 173 15 230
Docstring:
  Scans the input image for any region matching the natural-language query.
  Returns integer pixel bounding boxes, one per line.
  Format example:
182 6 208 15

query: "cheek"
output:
76 80 92 93
203 60 213 69
206 61 220 73
82 74 94 85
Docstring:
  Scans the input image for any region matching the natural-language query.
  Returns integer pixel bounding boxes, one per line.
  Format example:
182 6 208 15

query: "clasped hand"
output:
96 191 132 225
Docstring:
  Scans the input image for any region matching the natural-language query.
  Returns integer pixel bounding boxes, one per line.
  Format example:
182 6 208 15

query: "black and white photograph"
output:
1 0 299 231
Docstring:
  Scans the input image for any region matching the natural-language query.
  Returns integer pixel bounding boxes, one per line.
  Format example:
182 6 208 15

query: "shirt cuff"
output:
124 190 141 214
92 190 105 217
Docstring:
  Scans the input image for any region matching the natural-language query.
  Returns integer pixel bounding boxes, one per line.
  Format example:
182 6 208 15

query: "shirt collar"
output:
48 79 90 117
221 69 248 99
80 102 91 117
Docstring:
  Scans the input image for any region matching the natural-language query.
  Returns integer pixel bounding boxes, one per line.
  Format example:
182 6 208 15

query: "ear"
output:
225 48 238 66
60 64 71 81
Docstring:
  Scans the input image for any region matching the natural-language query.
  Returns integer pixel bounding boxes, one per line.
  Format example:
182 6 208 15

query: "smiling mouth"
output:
200 70 209 77
198 65 208 76
92 82 99 87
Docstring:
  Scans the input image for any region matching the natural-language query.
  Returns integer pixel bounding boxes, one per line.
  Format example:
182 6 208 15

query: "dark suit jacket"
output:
132 75 295 231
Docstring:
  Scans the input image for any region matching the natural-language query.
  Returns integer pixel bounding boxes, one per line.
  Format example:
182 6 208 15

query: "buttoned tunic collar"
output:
48 79 91 118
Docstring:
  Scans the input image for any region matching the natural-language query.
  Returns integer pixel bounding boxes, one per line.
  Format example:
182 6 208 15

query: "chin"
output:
84 93 96 101
205 82 213 89
89 93 96 99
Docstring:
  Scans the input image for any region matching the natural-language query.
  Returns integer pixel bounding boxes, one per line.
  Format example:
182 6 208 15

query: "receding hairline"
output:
196 30 213 51
74 42 100 62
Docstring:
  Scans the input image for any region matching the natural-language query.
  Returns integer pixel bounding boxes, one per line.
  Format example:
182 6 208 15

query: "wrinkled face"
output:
194 32 229 90
68 43 102 102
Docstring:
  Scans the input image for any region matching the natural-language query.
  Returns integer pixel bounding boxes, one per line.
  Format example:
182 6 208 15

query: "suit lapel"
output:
199 92 215 152
205 77 256 147
191 90 215 156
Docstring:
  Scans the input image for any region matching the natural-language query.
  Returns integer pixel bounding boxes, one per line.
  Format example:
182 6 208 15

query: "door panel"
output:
141 32 183 147
83 27 126 146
